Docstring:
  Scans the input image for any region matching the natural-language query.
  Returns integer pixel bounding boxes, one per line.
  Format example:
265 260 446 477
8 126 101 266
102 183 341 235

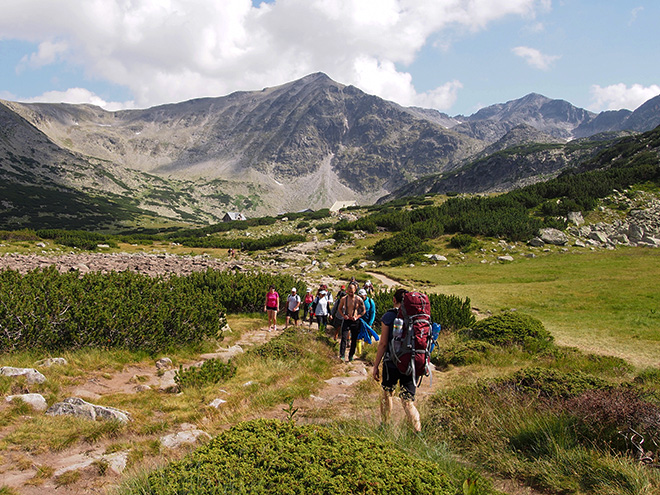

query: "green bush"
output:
448 233 480 252
494 367 611 398
144 419 455 495
246 328 306 360
174 359 236 390
471 312 553 351
431 340 496 369
0 268 226 353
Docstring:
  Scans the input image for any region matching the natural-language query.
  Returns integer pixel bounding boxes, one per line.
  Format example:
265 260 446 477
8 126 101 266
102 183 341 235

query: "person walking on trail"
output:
372 288 421 433
329 285 346 341
302 288 314 324
356 288 376 355
338 282 366 362
285 288 301 328
264 285 280 332
312 289 331 333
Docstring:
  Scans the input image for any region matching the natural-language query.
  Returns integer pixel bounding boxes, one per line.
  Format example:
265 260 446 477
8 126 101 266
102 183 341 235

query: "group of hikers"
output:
263 278 423 433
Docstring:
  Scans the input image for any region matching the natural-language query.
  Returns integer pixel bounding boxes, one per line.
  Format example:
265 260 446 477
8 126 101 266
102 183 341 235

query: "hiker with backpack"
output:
372 288 433 433
337 282 366 362
302 288 314 324
329 284 346 341
356 288 376 355
312 289 331 333
285 288 301 328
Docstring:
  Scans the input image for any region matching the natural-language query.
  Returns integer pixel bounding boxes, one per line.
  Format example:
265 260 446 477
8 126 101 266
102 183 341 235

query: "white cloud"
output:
629 6 644 26
589 83 660 111
17 40 69 71
19 88 135 111
0 0 548 111
512 46 560 70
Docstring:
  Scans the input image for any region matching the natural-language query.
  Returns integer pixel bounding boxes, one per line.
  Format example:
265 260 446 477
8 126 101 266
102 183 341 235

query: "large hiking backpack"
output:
388 291 433 384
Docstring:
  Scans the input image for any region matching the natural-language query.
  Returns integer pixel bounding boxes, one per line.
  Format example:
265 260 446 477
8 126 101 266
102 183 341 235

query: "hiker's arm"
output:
356 299 366 319
372 322 389 381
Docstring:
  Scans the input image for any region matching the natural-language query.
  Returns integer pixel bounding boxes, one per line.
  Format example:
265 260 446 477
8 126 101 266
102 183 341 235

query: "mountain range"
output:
1 72 659 229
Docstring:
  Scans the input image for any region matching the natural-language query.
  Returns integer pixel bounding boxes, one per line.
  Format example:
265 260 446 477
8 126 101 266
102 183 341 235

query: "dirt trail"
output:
0 323 526 495
365 271 400 288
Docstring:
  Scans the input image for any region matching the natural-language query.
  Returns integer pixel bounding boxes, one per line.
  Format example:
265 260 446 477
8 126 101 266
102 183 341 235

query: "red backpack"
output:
389 291 433 384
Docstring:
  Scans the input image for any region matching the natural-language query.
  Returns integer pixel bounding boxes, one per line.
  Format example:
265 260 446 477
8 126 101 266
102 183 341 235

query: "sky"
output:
0 0 658 116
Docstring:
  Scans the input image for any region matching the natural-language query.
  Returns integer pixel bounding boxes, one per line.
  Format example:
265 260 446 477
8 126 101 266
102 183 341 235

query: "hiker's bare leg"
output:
402 399 421 433
380 389 394 426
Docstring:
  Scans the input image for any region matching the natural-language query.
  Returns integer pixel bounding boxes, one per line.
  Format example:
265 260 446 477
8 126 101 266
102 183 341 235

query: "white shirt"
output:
287 294 301 311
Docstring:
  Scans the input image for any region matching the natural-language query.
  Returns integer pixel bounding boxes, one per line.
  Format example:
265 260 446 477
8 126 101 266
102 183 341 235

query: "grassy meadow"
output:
384 247 660 368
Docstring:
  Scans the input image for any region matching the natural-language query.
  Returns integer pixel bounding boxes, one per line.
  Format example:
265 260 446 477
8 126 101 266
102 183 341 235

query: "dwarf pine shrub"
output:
470 312 553 351
174 359 236 390
494 367 610 398
144 419 455 495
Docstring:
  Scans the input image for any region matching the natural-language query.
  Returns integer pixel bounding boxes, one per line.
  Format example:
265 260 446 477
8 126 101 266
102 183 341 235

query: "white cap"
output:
358 288 367 296
306 288 312 292
291 288 297 292
320 290 327 295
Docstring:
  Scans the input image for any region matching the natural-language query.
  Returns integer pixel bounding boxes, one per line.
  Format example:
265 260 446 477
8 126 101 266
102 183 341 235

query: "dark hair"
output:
393 288 407 303
268 285 275 290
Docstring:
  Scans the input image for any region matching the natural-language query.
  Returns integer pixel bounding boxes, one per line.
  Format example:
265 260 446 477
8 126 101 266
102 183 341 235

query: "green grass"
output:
385 248 660 367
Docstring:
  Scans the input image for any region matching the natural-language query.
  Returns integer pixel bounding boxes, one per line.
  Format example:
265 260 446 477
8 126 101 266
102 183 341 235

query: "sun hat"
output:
306 288 312 292
320 290 327 295
291 288 297 292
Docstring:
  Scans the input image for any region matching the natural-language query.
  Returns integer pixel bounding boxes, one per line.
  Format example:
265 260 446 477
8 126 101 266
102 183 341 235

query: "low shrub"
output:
564 387 660 455
431 340 496 369
494 367 611 398
144 419 455 495
471 312 553 351
246 328 306 360
448 233 481 252
174 359 236 390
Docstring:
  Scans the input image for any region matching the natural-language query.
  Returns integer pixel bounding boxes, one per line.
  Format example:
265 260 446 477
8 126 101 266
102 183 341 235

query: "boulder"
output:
157 370 179 393
539 228 568 246
0 366 46 384
573 240 586 248
497 256 514 262
208 398 227 408
6 393 48 411
46 397 132 423
155 357 173 370
527 237 545 247
628 224 645 242
588 231 609 244
160 427 211 449
567 211 584 226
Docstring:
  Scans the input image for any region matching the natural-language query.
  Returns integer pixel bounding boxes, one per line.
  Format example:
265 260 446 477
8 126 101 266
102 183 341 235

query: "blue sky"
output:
0 1 658 115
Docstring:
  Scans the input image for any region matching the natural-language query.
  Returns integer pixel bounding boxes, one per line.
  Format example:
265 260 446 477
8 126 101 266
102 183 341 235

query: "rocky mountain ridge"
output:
1 72 659 228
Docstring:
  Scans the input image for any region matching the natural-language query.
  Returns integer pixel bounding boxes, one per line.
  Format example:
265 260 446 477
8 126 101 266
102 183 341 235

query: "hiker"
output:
313 289 331 332
372 288 421 433
338 282 366 362
329 284 346 340
264 285 279 332
363 279 374 295
356 288 376 355
285 288 301 328
302 288 314 324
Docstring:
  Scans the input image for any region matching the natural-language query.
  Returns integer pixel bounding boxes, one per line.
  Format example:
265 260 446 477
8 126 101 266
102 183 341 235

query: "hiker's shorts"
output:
287 309 300 320
382 360 416 401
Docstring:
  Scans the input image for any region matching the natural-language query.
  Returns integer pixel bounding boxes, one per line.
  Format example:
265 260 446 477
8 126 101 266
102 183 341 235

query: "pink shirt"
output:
266 291 279 307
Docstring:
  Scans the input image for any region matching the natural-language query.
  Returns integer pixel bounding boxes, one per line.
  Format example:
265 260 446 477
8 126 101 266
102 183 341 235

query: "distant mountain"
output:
1 73 659 229
451 93 596 142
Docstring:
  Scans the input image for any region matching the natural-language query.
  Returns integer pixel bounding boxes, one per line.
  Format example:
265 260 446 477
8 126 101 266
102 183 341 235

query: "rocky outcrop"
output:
6 393 48 411
46 397 132 423
0 367 46 384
